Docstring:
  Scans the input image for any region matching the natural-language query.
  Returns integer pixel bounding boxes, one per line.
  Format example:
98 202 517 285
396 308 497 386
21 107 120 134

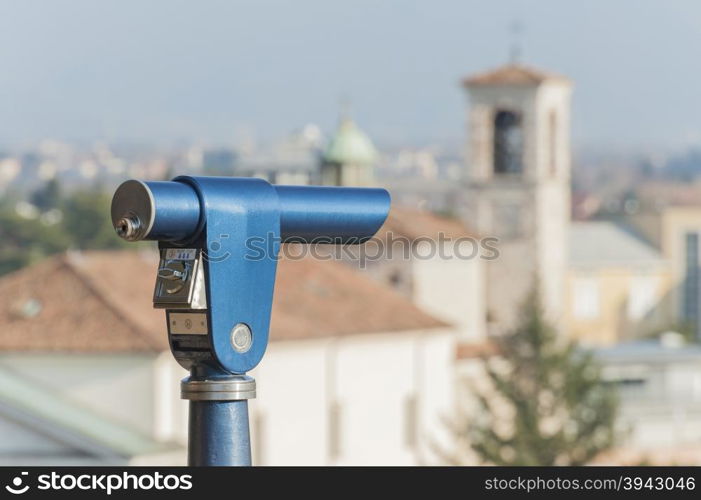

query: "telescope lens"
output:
115 215 142 241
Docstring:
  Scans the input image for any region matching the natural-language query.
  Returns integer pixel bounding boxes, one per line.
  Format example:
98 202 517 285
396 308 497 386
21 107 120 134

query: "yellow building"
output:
566 221 674 346
628 206 701 340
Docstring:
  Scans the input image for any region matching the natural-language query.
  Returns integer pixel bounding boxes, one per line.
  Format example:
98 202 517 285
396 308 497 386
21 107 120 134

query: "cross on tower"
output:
509 20 523 64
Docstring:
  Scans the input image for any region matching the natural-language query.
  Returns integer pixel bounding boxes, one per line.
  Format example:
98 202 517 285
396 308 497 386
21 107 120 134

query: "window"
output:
493 110 523 175
549 110 557 176
610 378 648 402
627 275 659 321
389 270 403 287
403 394 418 448
684 232 699 324
573 277 600 319
253 411 265 465
328 400 342 461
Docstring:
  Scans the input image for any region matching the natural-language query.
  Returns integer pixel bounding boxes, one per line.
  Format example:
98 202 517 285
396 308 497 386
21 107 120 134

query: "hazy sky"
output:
0 0 699 151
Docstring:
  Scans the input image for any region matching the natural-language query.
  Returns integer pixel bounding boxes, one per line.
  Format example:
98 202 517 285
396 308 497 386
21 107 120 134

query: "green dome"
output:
323 119 377 165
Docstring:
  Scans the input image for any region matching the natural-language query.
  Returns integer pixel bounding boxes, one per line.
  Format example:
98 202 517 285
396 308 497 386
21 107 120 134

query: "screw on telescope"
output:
231 323 253 353
115 215 142 241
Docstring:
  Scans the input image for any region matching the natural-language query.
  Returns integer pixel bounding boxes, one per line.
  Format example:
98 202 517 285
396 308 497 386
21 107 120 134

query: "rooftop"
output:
595 338 701 364
569 221 666 269
0 363 174 459
379 205 475 241
455 340 498 360
463 63 570 87
0 250 447 353
323 118 377 166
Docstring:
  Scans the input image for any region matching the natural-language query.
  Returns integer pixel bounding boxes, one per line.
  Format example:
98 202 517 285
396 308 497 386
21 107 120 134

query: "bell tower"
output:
461 64 572 331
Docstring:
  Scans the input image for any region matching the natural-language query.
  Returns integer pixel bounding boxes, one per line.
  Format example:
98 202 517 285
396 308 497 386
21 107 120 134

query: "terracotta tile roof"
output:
272 247 447 340
455 341 499 360
378 206 475 241
0 250 447 353
0 253 164 353
463 64 570 87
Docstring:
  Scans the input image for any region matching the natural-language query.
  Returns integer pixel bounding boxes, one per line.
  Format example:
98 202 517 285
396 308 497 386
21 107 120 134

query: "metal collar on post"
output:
183 373 256 466
181 374 257 401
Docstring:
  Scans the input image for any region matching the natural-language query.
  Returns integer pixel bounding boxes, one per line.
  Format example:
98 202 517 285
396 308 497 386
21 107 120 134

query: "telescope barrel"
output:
276 185 389 243
111 178 390 244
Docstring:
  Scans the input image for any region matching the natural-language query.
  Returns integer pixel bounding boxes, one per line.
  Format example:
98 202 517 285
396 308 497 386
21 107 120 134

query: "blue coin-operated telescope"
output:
111 176 390 466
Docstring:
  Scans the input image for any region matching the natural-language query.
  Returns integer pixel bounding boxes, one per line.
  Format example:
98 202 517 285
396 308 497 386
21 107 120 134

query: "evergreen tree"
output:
61 190 126 249
0 186 137 276
461 290 618 465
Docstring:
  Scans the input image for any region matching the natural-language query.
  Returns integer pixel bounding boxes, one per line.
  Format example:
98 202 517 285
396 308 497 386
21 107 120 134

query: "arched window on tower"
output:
493 110 523 175
549 110 558 177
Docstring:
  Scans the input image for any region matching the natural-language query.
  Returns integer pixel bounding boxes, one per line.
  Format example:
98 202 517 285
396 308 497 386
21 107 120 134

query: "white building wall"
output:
334 333 416 465
250 329 456 465
153 352 188 445
249 340 329 465
412 241 486 342
617 362 701 446
534 83 571 327
536 180 569 327
0 327 456 466
416 330 457 464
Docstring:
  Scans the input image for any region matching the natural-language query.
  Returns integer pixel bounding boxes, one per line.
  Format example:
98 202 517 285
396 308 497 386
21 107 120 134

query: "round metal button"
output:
231 323 252 353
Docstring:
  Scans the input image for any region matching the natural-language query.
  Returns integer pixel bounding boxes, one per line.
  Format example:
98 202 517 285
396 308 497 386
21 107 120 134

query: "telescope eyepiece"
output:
115 215 143 241
111 177 390 244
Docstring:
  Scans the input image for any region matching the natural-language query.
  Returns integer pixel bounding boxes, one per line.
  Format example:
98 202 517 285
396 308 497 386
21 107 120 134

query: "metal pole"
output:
181 371 256 466
188 400 251 466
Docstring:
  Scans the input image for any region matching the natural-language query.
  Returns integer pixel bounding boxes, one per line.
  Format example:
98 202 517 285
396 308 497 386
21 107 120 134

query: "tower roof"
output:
323 118 377 165
463 63 570 87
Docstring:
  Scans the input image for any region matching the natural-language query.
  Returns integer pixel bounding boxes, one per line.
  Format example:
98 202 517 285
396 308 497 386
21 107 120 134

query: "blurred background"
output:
1 0 701 465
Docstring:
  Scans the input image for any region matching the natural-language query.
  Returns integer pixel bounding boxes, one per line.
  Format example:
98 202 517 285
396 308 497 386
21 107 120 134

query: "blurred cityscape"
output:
1 2 701 466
